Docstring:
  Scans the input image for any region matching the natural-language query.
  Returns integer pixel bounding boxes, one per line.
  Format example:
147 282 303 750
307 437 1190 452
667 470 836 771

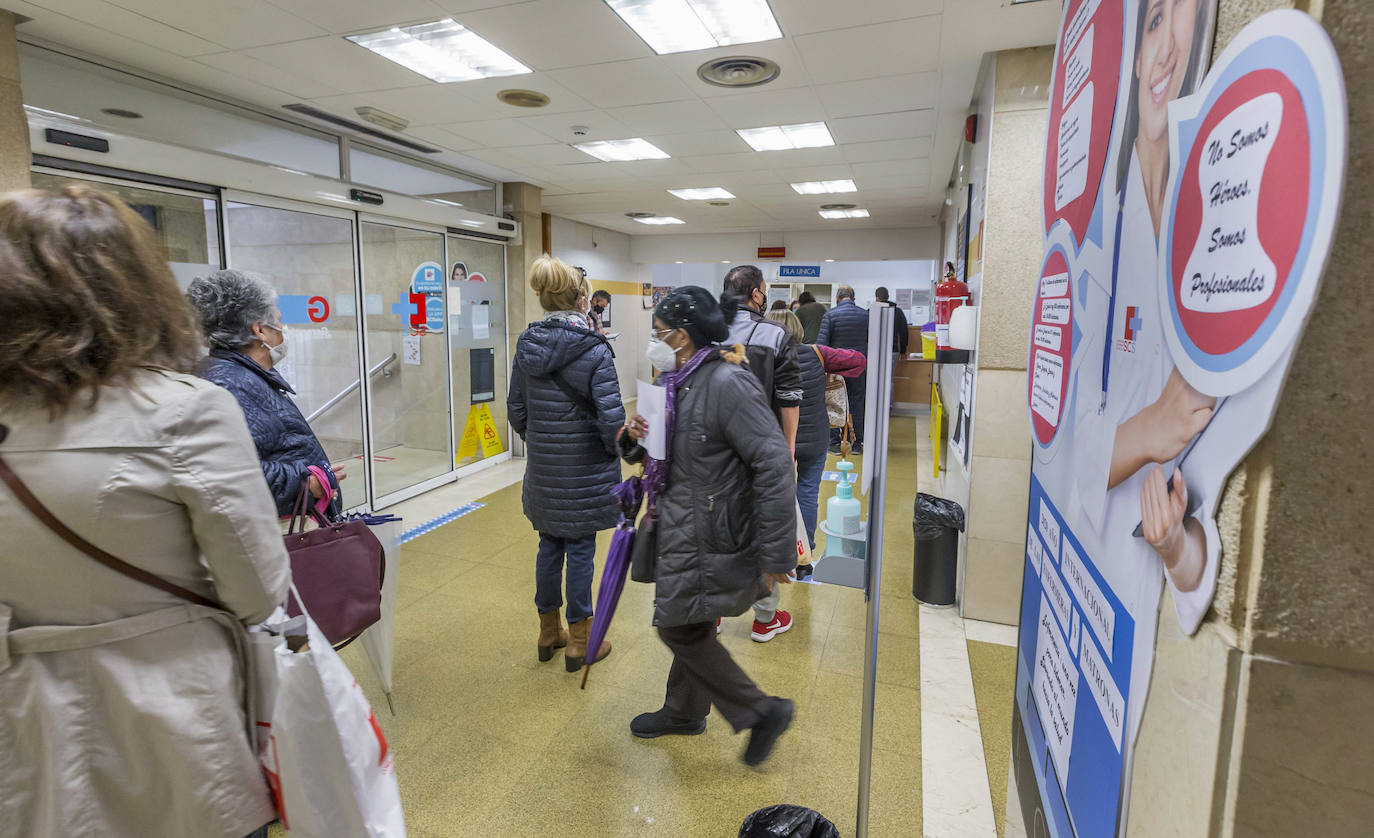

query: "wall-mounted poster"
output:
1014 7 1346 838
641 282 654 309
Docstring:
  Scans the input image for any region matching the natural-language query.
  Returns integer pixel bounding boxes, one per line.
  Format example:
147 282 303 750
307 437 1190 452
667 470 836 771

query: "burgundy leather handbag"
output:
283 468 386 647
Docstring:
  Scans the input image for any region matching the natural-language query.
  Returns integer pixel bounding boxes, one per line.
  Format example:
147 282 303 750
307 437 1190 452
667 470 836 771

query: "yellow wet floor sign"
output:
457 403 505 460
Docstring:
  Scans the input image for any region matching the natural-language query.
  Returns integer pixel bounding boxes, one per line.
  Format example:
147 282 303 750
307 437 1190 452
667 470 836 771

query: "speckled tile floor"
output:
268 419 1020 837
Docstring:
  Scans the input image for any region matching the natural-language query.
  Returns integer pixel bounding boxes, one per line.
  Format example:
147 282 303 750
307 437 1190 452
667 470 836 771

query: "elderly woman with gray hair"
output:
186 270 344 517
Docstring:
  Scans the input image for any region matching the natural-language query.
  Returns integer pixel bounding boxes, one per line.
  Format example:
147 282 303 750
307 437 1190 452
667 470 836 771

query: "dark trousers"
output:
830 373 867 447
535 533 596 624
658 622 769 733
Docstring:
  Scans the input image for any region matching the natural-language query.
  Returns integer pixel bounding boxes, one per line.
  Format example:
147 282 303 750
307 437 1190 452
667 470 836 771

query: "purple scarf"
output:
644 346 715 512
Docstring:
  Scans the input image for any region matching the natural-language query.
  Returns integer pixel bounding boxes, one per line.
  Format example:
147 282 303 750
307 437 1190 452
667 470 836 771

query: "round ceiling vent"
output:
624 211 657 218
697 56 781 88
497 89 551 108
100 108 143 119
819 202 857 211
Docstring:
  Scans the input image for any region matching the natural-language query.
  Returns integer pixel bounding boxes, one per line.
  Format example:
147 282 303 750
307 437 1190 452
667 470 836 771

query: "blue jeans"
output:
535 533 596 624
796 453 828 551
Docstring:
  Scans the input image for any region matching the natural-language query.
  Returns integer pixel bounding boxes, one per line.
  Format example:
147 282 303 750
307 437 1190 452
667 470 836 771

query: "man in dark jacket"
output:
874 286 909 354
817 285 872 452
794 291 827 344
722 265 803 642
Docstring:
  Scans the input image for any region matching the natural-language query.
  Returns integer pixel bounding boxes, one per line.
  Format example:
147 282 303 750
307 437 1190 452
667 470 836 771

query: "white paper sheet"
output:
636 380 667 461
472 304 490 339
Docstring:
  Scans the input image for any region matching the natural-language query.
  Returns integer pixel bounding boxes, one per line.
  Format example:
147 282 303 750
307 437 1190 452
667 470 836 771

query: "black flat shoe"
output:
631 708 707 739
742 698 794 766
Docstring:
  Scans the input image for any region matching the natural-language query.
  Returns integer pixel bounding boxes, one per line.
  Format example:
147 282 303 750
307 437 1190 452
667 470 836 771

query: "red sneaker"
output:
716 617 722 635
751 610 793 642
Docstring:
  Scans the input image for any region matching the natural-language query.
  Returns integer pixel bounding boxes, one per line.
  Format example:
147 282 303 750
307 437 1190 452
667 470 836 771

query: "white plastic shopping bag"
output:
795 499 813 567
264 594 406 837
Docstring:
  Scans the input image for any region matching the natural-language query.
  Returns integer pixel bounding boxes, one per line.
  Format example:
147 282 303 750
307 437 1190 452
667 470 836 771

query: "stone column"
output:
502 182 542 456
0 10 30 192
960 46 1055 624
1113 1 1374 834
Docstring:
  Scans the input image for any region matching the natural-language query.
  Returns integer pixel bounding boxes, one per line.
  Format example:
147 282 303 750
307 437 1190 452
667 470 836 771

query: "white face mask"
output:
262 322 289 365
646 337 678 373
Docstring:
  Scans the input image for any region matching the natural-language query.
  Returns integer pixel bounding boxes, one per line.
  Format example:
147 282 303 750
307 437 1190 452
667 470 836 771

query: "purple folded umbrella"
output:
581 475 645 689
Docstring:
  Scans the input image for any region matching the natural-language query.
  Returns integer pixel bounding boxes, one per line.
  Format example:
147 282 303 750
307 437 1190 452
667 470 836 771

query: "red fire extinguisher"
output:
935 266 971 364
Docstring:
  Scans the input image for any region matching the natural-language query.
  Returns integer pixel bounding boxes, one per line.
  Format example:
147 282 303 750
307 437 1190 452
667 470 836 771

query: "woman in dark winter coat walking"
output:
620 286 797 766
509 255 625 671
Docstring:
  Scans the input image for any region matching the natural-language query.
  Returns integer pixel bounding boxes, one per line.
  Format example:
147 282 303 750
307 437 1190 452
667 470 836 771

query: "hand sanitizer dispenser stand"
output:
814 460 867 589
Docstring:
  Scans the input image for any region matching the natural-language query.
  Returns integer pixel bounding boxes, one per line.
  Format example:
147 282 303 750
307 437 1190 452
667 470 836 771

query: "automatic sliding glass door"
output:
359 219 455 505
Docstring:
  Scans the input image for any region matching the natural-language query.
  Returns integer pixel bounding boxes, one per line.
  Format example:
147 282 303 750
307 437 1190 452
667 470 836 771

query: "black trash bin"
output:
913 493 965 606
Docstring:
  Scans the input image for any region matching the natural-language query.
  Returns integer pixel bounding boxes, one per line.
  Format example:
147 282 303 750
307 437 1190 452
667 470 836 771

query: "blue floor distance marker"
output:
399 502 486 544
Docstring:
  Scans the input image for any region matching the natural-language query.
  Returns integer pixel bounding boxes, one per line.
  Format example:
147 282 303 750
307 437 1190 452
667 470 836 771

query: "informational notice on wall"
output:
1014 7 1345 837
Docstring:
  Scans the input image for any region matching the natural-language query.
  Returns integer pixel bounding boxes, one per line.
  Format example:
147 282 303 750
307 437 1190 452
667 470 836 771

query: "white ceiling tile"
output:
816 72 940 119
769 163 855 182
196 52 342 99
769 0 942 35
796 17 941 84
310 86 495 128
650 130 749 157
548 58 696 109
515 110 632 143
434 0 551 12
103 0 325 49
243 37 434 93
679 152 767 174
437 74 596 116
439 117 557 147
404 125 485 151
605 100 726 135
751 145 847 168
704 86 826 129
457 0 650 71
268 0 449 33
506 143 594 165
27 0 223 55
603 158 699 177
830 110 936 144
463 147 535 169
657 38 811 98
840 138 931 163
851 158 931 179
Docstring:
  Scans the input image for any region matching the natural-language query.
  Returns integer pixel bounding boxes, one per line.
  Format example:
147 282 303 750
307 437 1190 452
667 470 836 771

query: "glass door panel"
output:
30 170 221 289
360 221 453 502
446 235 509 469
224 200 369 511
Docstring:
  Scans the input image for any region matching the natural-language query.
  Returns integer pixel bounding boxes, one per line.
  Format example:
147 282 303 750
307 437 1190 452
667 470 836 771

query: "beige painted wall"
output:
961 47 1054 625
0 11 30 192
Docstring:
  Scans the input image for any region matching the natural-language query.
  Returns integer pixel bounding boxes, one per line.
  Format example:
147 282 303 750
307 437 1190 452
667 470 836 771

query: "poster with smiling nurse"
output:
1014 6 1346 838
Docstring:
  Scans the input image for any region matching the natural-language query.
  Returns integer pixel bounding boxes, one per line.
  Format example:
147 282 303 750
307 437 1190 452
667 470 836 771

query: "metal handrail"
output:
306 353 397 423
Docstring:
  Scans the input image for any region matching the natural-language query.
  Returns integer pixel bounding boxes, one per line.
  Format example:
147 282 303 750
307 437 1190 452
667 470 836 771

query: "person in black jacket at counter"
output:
874 286 909 355
509 254 625 672
817 286 872 453
621 286 796 765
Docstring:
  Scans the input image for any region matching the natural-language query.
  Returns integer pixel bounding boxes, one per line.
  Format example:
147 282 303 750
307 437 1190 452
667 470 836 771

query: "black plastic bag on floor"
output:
913 492 966 540
739 804 842 838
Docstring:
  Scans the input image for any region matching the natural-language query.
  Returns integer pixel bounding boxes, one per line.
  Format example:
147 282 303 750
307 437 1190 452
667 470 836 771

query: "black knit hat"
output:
655 286 729 348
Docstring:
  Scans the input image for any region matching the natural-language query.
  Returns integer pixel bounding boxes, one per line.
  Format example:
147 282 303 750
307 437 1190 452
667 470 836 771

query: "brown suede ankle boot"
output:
564 616 611 673
537 610 568 662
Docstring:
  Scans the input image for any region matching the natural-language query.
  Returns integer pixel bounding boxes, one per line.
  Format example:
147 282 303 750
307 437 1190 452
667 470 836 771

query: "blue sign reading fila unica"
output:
779 265 820 278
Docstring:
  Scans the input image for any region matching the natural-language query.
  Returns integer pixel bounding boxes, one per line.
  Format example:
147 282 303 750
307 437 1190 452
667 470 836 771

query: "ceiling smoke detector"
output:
100 107 143 119
498 89 550 108
819 202 857 211
625 211 657 218
697 56 780 88
355 106 409 132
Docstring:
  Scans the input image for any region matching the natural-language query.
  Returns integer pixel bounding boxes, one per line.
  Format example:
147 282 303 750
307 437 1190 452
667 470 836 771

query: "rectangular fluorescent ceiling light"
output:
347 19 531 82
737 122 834 152
819 208 870 219
634 216 686 225
791 179 857 195
605 0 782 55
668 187 734 200
574 138 670 161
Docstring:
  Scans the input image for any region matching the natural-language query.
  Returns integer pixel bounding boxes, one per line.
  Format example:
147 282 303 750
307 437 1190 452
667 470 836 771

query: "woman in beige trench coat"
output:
0 184 291 838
